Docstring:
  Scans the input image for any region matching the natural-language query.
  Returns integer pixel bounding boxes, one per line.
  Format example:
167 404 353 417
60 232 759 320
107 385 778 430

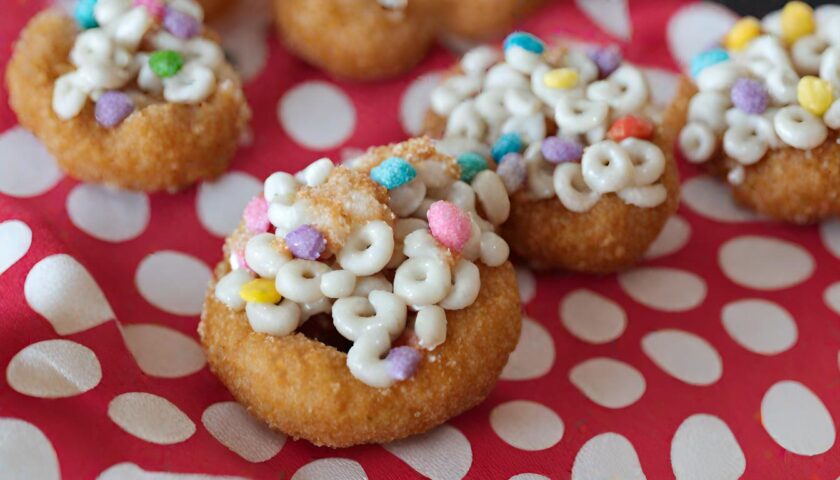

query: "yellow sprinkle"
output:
780 1 815 44
798 76 833 116
724 17 762 51
543 68 578 89
240 278 282 304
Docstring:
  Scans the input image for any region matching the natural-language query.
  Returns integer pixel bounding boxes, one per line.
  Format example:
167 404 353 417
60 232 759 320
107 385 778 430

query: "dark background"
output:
712 0 832 16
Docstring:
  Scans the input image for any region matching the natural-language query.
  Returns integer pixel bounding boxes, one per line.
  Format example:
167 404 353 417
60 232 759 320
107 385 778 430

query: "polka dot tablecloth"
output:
1 0 839 478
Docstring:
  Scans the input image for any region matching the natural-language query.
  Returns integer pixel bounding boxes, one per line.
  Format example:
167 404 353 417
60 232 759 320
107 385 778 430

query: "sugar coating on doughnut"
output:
354 137 460 180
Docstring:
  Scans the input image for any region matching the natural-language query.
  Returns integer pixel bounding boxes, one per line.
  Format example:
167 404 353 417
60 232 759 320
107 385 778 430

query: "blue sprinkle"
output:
503 31 545 54
74 0 99 29
370 156 416 190
491 133 523 162
456 152 488 183
690 48 730 78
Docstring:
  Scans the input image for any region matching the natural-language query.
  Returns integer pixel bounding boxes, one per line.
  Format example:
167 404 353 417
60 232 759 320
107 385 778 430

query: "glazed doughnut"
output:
273 0 547 81
422 33 680 273
6 6 250 192
664 1 840 224
200 140 521 447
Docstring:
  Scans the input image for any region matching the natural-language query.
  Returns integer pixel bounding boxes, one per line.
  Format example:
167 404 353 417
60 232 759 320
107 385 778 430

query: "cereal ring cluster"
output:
273 0 547 80
670 1 840 223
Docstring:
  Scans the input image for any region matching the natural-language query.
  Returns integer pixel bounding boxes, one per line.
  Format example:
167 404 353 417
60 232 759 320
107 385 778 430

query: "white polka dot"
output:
401 72 443 136
0 418 60 480
0 219 32 276
644 215 691 260
210 0 270 82
490 400 563 451
0 127 63 198
569 357 646 409
6 339 101 398
509 475 550 480
642 67 679 107
642 329 722 386
25 254 114 335
136 251 212 316
279 81 356 150
682 175 763 223
98 462 249 480
384 425 472 480
202 402 285 463
572 433 645 480
291 458 366 480
819 218 840 259
500 317 555 381
197 171 262 237
108 392 196 445
761 380 836 456
122 324 206 378
667 2 737 68
719 236 815 290
576 0 632 40
618 267 706 312
722 299 797 355
560 289 626 344
67 184 150 242
670 414 746 480
825 282 840 316
516 265 536 303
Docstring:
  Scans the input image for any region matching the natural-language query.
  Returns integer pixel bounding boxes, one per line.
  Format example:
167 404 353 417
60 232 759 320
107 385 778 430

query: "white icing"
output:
415 305 446 350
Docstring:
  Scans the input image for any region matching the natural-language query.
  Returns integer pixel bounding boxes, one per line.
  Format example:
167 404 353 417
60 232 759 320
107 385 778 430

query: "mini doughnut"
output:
423 36 680 272
6 8 249 192
201 141 521 447
273 0 546 81
664 1 840 224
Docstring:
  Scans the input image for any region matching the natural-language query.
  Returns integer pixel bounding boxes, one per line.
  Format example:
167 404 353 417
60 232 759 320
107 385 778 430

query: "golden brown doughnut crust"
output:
663 76 840 224
198 0 233 19
273 0 547 81
5 11 251 192
199 259 521 447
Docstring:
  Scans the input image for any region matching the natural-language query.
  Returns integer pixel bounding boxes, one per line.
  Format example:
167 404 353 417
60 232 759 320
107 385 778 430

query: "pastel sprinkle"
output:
541 136 583 163
588 46 623 78
731 78 768 114
798 75 833 116
370 156 416 190
427 200 472 252
285 225 326 260
497 153 526 194
780 1 815 44
456 152 488 183
243 196 270 233
724 17 762 51
163 7 201 39
607 115 654 142
94 91 135 127
690 48 730 78
240 278 282 304
74 0 98 29
543 68 578 89
503 32 545 54
386 346 422 381
149 50 185 78
133 0 165 19
491 132 522 162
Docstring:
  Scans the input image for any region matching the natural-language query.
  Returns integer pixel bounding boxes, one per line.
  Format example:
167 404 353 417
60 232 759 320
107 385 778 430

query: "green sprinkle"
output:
456 152 489 183
149 50 185 78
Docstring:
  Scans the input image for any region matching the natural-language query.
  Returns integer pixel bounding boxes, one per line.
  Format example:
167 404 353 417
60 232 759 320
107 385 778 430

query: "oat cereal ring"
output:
422 34 680 273
6 7 250 192
200 147 521 447
664 2 840 224
273 0 547 81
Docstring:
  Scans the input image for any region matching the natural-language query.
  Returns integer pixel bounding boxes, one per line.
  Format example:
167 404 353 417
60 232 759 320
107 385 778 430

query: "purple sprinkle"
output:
497 153 526 193
386 346 422 381
163 7 200 39
731 78 768 114
285 224 326 260
541 136 583 164
588 45 623 78
94 91 135 127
